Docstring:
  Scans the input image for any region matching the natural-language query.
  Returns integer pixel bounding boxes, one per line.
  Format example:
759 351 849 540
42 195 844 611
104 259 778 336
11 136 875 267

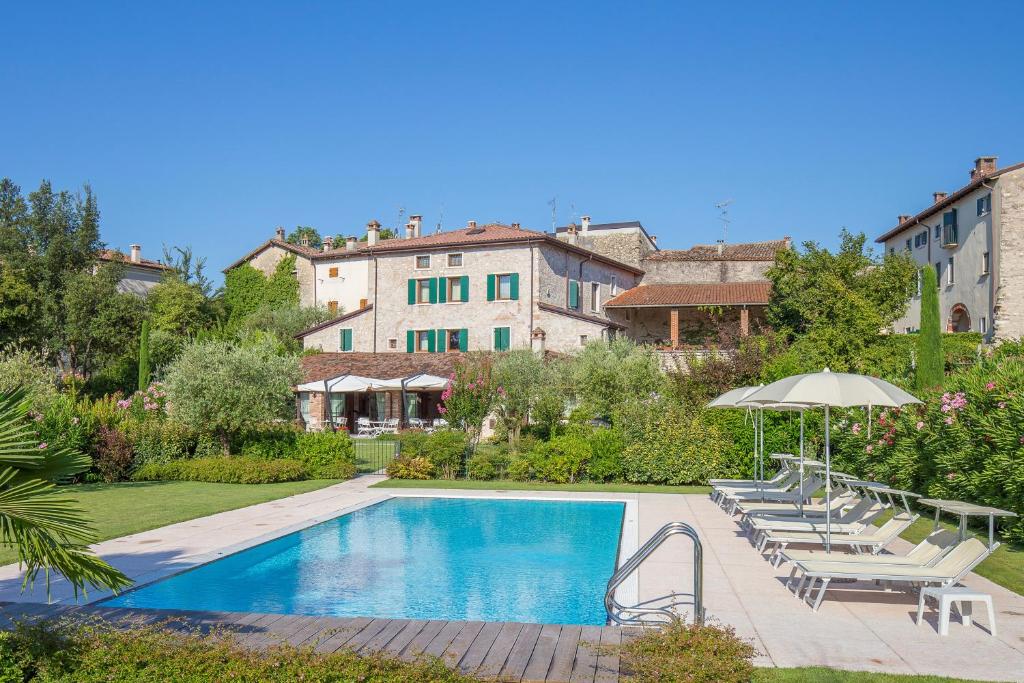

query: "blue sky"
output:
3 2 1022 281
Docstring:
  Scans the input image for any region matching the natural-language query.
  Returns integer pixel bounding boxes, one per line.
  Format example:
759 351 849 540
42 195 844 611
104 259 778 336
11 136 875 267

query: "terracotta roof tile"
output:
644 239 790 262
605 282 772 307
299 352 463 384
97 249 172 271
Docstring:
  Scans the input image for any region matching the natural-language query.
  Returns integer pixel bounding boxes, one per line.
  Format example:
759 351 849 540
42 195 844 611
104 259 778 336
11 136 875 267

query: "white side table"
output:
917 586 996 636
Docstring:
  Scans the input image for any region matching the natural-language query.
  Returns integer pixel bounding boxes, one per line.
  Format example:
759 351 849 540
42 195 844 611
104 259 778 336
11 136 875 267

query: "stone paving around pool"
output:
0 476 1022 682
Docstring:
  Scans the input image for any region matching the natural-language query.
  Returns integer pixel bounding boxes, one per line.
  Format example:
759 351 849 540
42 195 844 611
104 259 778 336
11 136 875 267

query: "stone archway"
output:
950 304 971 332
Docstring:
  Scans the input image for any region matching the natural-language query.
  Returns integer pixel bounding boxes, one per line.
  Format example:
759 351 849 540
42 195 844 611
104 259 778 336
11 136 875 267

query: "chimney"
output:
783 236 793 250
322 236 334 252
933 191 948 204
972 156 998 180
410 214 423 238
898 214 912 224
129 244 141 263
466 220 477 230
511 222 521 229
346 236 357 251
300 236 310 247
650 235 658 245
716 239 725 256
275 227 285 240
367 220 380 246
581 215 591 233
405 222 415 239
566 223 578 245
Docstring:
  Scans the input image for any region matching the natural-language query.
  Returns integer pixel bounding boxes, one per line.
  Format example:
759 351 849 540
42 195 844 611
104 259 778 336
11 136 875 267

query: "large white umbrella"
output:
296 374 377 393
743 369 921 551
741 401 811 515
708 385 764 485
371 373 450 391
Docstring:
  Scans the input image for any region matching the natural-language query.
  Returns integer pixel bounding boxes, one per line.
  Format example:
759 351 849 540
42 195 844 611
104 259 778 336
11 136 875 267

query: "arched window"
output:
949 304 971 333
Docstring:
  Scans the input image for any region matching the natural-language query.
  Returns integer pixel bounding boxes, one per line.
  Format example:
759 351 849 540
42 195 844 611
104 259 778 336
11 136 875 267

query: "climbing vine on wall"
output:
223 254 300 327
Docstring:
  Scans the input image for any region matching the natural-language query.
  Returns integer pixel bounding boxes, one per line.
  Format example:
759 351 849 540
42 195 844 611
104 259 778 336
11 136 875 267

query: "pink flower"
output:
986 382 996 391
916 421 924 430
437 405 447 415
37 442 47 449
865 445 873 454
944 416 954 425
998 401 1007 409
851 422 862 434
946 472 956 481
877 439 886 446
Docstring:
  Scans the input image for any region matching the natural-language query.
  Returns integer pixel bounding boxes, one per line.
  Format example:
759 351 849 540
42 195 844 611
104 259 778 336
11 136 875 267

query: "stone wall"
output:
626 306 765 345
247 244 316 307
300 307 376 352
560 231 651 268
995 168 1024 340
639 258 773 284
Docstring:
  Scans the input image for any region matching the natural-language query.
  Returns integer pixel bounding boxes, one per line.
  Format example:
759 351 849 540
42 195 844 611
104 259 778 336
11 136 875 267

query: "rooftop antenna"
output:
715 199 734 243
396 206 406 234
436 204 445 234
547 197 557 232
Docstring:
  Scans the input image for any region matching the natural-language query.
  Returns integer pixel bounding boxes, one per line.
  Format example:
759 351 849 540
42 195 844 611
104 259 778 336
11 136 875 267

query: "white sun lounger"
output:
712 470 801 504
737 488 856 519
788 537 991 611
748 498 888 549
766 514 928 567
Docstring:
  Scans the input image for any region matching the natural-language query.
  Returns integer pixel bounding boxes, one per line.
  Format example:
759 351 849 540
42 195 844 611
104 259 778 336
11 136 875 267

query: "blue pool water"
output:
105 497 625 625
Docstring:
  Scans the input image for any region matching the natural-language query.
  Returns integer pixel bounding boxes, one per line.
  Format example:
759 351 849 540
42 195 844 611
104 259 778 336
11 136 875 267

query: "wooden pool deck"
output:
0 601 641 682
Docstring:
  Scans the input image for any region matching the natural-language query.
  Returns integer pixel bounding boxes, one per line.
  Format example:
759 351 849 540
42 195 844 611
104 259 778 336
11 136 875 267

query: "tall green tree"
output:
766 230 917 371
916 265 944 390
148 276 208 336
0 388 130 596
161 245 213 297
137 320 151 391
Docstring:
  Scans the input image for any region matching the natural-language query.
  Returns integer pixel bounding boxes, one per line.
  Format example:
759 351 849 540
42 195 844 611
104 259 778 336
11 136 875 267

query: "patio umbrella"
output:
743 369 921 552
741 401 810 516
707 385 764 485
296 375 377 393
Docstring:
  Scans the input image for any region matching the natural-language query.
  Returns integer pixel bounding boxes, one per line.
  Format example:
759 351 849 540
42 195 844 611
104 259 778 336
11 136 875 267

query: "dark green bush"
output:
528 433 591 483
395 429 431 458
132 456 308 484
121 418 215 464
385 455 435 479
587 427 624 481
234 423 301 459
466 447 509 480
425 430 468 479
0 620 474 682
294 431 356 478
620 402 730 485
616 620 756 682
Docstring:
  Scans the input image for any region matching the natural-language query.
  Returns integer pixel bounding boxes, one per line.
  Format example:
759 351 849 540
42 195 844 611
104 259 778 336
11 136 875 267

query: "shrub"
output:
121 419 200 464
295 431 356 479
395 429 431 458
506 453 532 481
235 424 300 459
529 433 592 483
37 393 97 457
132 457 308 484
0 346 58 413
0 621 475 682
385 455 434 479
93 426 134 482
587 427 624 481
466 447 509 480
616 620 756 683
621 402 730 485
426 430 468 479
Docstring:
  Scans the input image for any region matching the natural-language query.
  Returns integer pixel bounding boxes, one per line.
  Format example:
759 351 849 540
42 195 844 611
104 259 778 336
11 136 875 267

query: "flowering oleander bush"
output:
114 381 169 420
832 355 1024 541
437 356 495 444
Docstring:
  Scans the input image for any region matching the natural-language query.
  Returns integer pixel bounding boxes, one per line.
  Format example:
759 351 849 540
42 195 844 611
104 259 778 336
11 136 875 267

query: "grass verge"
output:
371 478 712 494
755 667 988 682
0 479 342 567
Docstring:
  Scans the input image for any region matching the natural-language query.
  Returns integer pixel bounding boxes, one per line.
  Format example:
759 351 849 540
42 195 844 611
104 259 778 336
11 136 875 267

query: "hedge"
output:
132 457 310 484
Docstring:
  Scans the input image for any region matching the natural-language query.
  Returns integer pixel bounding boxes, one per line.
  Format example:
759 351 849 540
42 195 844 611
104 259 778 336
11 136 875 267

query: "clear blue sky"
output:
3 1 1022 281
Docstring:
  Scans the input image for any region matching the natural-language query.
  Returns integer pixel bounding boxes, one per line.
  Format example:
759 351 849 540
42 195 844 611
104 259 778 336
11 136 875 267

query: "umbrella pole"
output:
799 411 805 518
759 408 765 501
825 404 832 553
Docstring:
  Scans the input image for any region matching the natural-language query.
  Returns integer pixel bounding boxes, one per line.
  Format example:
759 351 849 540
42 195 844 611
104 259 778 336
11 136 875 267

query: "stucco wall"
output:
885 183 998 339
995 169 1024 340
639 258 772 284
247 244 316 307
300 308 376 352
116 266 164 296
314 256 370 315
534 307 611 353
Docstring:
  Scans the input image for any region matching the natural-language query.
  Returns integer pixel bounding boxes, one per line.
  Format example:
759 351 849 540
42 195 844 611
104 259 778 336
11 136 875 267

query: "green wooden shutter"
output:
569 281 579 309
494 327 510 351
502 327 510 350
406 330 415 353
436 328 446 352
427 329 436 353
428 278 438 304
460 275 469 302
510 273 519 300
486 274 496 301
340 329 352 352
459 328 468 352
407 279 416 305
493 327 501 350
437 277 447 304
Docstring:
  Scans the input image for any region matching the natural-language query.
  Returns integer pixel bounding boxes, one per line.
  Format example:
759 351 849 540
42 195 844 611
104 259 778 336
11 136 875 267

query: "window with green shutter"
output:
494 326 510 351
406 330 415 353
459 328 469 352
568 280 580 309
942 209 959 246
407 279 416 305
340 328 353 352
436 328 446 352
437 277 447 304
509 273 519 300
490 273 515 300
428 277 438 304
460 275 469 302
427 329 436 352
487 273 496 301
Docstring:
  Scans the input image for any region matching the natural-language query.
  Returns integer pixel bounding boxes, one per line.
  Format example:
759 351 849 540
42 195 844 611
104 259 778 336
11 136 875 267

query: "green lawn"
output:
371 478 712 494
756 667 990 682
0 479 342 567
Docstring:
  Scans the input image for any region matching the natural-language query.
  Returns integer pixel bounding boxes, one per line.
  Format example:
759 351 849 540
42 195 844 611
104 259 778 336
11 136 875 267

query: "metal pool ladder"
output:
605 521 704 627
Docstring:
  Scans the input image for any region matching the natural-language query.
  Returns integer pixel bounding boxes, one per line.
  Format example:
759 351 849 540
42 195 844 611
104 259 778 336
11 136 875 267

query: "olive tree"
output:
164 337 302 453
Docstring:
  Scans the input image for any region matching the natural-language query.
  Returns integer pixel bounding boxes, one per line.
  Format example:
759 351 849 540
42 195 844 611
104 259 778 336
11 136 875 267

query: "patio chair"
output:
722 474 824 514
432 418 448 429
736 487 856 520
407 417 426 430
787 537 991 611
766 513 928 567
381 417 400 434
356 417 378 437
713 468 799 497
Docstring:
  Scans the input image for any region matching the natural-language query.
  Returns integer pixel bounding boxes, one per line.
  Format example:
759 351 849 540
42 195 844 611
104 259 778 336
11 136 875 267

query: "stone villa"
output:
228 216 788 428
876 156 1024 342
96 244 171 295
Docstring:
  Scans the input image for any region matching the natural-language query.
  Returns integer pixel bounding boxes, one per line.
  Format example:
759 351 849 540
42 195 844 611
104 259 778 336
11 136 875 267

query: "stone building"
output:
224 227 319 307
96 244 171 295
876 156 1024 342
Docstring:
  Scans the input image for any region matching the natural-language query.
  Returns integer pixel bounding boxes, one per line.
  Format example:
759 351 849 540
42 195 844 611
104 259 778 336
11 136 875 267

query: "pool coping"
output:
93 490 640 623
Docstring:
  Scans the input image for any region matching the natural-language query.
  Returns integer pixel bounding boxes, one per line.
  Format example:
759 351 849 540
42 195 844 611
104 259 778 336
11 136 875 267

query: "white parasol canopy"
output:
296 375 377 393
708 385 765 487
370 373 450 391
743 369 921 551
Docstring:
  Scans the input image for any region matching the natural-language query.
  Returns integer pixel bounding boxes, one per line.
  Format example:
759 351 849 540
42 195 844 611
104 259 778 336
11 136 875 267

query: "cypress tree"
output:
916 266 943 390
137 320 151 391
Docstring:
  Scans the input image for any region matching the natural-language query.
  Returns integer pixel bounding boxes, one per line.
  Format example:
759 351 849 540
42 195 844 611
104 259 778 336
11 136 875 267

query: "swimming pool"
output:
104 496 625 625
